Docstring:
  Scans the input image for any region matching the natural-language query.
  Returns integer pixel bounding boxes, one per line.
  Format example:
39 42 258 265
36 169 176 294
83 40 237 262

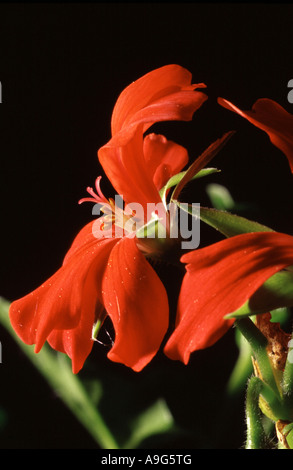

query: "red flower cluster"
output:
9 65 293 374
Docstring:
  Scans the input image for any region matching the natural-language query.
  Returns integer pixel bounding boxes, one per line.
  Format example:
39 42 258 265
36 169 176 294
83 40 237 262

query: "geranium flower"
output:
9 65 208 373
218 97 293 172
164 231 293 364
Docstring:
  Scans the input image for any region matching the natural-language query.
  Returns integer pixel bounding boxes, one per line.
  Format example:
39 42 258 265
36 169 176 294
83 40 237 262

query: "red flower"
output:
164 231 293 364
9 65 207 373
218 97 293 172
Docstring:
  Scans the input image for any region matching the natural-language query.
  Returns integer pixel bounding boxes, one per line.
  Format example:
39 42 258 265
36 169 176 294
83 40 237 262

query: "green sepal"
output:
199 206 273 237
225 269 293 320
283 422 293 435
135 216 167 240
175 204 273 237
92 319 103 340
283 423 293 449
159 167 220 206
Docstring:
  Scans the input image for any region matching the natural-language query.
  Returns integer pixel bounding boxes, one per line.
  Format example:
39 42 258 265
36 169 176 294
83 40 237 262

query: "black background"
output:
0 2 293 450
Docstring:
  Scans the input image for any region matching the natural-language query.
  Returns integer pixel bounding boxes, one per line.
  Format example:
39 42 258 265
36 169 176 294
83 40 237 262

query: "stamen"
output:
78 177 143 236
78 176 109 205
95 176 109 203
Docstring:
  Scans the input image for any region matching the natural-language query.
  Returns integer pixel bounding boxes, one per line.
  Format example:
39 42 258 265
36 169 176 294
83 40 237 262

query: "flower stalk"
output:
282 332 293 408
245 376 270 449
235 317 281 398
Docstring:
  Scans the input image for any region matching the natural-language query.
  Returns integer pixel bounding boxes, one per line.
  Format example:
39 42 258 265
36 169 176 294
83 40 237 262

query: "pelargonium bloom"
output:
218 97 293 172
9 65 208 373
164 231 293 364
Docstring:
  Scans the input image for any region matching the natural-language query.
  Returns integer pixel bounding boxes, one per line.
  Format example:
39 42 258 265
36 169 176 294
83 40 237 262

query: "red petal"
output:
218 97 293 172
102 236 169 371
99 133 162 212
143 133 189 191
9 223 117 361
47 302 105 374
98 65 207 208
164 231 293 364
111 64 206 135
62 218 109 265
109 90 208 148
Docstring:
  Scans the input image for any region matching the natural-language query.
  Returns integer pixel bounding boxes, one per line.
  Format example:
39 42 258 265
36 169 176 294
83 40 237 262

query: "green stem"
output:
257 380 287 421
0 297 119 449
235 317 280 398
245 376 269 449
283 361 293 398
282 332 293 412
226 330 253 397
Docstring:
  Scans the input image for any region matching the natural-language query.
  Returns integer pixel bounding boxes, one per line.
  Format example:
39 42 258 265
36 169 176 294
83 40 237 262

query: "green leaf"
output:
206 183 237 211
123 399 175 449
0 297 120 449
206 183 252 212
225 270 293 319
159 167 220 206
206 183 253 212
270 307 291 325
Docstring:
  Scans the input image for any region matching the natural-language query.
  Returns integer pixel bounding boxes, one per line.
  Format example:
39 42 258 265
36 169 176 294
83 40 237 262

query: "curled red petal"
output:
164 231 293 364
111 64 206 135
47 302 105 374
218 97 293 172
109 90 208 148
143 133 189 191
102 236 169 371
99 134 162 212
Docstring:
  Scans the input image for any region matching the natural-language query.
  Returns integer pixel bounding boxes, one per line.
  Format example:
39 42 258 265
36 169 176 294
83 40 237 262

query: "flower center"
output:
79 177 181 259
79 177 141 235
